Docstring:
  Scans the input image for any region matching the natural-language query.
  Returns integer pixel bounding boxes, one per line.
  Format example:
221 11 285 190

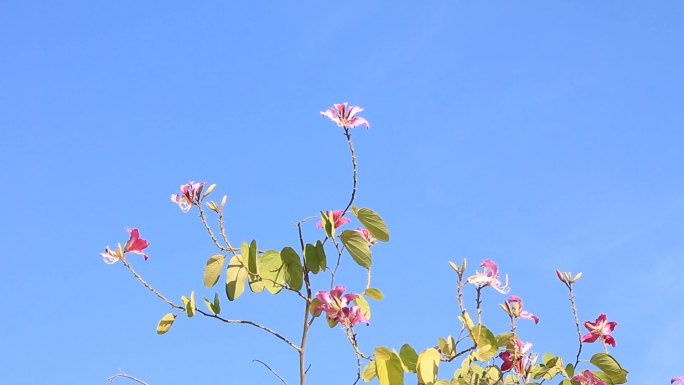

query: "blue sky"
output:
1 1 683 384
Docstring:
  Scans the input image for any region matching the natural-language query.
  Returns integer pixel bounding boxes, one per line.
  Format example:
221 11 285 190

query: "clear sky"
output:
1 1 683 384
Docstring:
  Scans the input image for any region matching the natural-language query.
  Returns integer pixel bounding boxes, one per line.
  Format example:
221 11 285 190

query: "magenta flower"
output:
101 228 150 264
467 259 510 294
572 370 606 385
506 295 539 324
499 339 532 376
316 209 351 230
314 286 368 327
582 313 617 347
170 181 205 212
320 102 370 129
671 377 684 385
355 227 377 246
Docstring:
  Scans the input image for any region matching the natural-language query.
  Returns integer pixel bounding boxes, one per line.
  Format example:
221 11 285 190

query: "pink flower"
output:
355 228 377 246
581 314 617 347
320 103 370 129
499 339 532 376
467 259 510 294
572 370 606 385
506 295 539 324
316 210 351 229
314 286 368 326
671 377 684 385
101 228 150 264
170 181 205 212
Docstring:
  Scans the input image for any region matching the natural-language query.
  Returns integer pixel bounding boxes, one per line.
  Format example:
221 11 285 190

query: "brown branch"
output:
253 359 289 385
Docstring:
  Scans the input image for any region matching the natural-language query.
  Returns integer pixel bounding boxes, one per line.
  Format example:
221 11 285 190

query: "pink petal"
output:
581 332 599 343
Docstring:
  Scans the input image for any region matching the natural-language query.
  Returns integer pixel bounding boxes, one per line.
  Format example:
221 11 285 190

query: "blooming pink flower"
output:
101 228 150 264
572 370 606 385
671 377 684 385
467 259 510 294
316 210 351 230
499 339 532 376
581 313 617 347
320 103 370 129
506 295 539 324
170 181 205 212
314 286 368 326
355 227 377 246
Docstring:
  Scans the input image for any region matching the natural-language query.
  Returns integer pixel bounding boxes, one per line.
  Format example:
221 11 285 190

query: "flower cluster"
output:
314 286 368 327
499 339 532 376
582 313 617 347
316 209 351 230
170 181 206 212
100 228 150 264
355 227 376 246
467 259 510 294
504 295 539 324
320 103 370 129
572 370 606 385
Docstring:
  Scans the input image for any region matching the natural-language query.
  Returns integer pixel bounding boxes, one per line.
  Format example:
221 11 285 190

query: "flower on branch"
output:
170 181 206 212
572 370 607 385
504 295 539 324
581 313 617 347
355 227 377 246
467 259 510 294
314 286 368 327
100 228 150 264
499 339 532 377
320 102 370 129
316 209 351 230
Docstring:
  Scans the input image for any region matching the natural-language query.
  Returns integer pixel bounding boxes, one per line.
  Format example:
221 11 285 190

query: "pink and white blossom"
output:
101 228 150 264
671 377 684 385
506 295 539 324
582 313 617 347
170 181 206 212
467 259 510 294
355 227 377 246
572 370 606 385
499 339 532 376
314 286 368 326
320 103 370 129
316 210 351 230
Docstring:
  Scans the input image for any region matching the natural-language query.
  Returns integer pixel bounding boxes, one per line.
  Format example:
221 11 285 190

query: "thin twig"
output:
253 359 289 385
121 259 182 310
108 370 149 385
197 203 230 252
340 127 358 218
567 283 583 368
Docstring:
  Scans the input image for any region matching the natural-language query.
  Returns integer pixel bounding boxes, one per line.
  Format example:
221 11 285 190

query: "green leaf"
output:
590 353 628 384
362 361 377 382
354 294 371 321
181 291 195 317
375 347 404 385
156 313 175 335
257 250 285 294
469 325 498 361
496 332 514 347
340 229 372 269
247 240 258 274
203 254 225 288
281 247 303 291
355 207 390 242
438 336 456 357
365 287 384 300
326 316 339 328
564 363 575 378
309 298 323 316
203 297 214 314
416 348 440 385
304 243 322 273
399 344 418 373
226 254 247 300
320 211 336 238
